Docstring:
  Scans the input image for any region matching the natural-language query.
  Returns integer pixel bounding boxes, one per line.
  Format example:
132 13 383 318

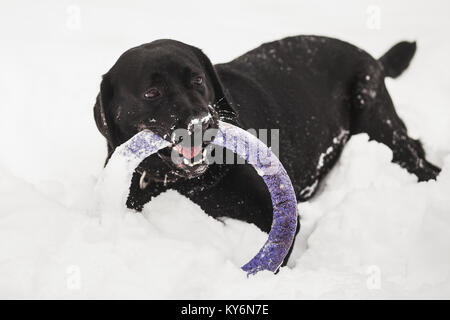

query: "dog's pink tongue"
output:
176 145 202 159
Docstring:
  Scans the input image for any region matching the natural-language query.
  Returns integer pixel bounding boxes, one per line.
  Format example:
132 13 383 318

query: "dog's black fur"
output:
94 36 440 262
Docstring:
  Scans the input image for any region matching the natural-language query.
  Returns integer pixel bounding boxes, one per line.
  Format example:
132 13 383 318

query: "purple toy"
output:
99 121 299 275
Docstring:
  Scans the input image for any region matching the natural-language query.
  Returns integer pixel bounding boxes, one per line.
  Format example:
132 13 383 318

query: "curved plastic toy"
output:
97 121 298 275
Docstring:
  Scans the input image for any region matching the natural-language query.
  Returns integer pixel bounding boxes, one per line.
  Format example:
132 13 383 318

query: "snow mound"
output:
1 134 449 298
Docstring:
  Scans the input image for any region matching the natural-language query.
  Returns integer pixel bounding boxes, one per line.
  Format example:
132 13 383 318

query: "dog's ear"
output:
93 73 116 156
191 47 240 125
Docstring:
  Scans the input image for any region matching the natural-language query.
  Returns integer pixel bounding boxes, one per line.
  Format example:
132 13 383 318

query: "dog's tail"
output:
379 41 417 78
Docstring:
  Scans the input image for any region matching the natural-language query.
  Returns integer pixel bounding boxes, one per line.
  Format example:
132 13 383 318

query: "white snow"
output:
1 0 450 299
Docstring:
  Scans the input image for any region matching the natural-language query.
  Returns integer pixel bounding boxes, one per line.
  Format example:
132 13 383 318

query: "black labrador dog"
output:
94 36 440 262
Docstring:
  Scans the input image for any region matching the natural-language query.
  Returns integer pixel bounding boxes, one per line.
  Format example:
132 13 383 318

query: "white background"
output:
0 0 449 298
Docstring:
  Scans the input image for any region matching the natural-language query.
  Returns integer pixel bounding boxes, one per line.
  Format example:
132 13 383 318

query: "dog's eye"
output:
192 76 203 86
144 88 162 100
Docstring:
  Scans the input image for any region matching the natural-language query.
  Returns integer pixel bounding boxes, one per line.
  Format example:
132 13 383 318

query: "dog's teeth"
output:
183 158 190 165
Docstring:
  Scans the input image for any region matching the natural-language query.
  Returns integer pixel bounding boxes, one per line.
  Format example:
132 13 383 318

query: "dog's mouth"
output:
157 141 210 179
136 110 219 185
137 143 210 189
173 144 203 161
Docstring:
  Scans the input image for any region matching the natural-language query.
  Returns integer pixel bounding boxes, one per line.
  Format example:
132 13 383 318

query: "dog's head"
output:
94 39 236 184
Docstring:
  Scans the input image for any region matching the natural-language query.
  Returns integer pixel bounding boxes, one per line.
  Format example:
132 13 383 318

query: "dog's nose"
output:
170 113 214 145
186 113 214 133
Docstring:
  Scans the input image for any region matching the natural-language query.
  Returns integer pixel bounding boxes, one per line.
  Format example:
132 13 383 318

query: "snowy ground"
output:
0 0 449 299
